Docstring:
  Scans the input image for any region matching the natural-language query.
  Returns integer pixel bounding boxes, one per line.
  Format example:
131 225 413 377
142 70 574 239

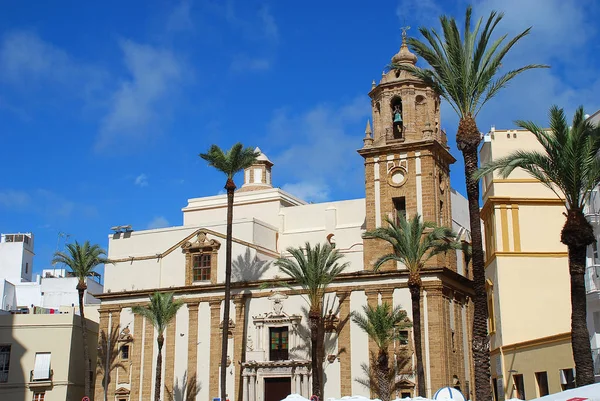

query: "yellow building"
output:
480 128 575 400
0 313 99 401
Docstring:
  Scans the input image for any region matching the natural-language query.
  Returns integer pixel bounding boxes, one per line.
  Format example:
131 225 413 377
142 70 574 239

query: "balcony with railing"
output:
593 348 600 376
586 265 600 294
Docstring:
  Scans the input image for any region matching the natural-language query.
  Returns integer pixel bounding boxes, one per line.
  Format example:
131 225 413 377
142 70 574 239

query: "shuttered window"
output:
32 353 51 380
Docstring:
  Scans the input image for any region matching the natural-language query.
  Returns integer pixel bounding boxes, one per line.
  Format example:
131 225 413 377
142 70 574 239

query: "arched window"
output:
391 97 403 139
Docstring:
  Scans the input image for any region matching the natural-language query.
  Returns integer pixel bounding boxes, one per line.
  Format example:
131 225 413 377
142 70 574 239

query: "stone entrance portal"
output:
264 377 291 401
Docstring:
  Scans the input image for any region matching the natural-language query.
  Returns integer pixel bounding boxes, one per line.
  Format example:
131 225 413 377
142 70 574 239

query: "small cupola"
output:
238 147 274 192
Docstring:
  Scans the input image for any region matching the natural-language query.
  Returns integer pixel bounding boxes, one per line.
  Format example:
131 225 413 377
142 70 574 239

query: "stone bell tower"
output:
358 34 457 271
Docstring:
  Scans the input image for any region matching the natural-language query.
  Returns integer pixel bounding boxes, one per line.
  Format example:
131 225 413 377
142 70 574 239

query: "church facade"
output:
94 38 475 401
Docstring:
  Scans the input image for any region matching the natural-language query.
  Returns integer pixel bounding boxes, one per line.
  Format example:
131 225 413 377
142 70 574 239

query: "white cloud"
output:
0 188 97 219
282 182 330 203
147 216 170 229
268 96 371 202
0 189 31 209
96 40 185 150
258 5 279 44
167 0 194 33
230 55 271 72
134 173 149 187
0 30 106 100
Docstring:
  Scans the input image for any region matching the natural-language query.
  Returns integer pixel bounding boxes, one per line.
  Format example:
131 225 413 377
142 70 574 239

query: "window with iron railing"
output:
269 327 289 361
32 353 52 381
0 345 10 383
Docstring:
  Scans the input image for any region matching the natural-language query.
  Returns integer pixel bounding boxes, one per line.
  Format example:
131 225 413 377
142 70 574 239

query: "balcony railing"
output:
586 213 600 225
586 265 600 293
593 348 600 375
29 369 53 385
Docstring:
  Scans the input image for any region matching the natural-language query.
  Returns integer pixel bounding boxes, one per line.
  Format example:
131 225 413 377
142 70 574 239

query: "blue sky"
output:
1 0 599 278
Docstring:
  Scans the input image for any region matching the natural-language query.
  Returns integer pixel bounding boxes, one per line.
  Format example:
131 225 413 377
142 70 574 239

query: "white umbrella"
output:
529 383 600 401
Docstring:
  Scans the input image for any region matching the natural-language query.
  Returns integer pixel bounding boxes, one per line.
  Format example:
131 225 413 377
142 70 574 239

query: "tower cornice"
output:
357 139 456 165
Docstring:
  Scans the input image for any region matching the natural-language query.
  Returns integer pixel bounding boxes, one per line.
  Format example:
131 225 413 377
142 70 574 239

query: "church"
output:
94 37 475 401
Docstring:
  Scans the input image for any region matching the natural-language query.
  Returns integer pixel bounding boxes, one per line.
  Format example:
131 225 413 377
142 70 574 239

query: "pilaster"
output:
94 309 110 401
164 314 177 398
187 302 200 384
234 296 247 401
108 309 121 401
209 300 222 399
130 313 144 401
338 291 352 396
141 316 155 401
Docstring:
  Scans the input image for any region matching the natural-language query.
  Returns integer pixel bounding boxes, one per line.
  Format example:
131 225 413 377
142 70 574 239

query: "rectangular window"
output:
25 262 28 274
398 330 409 345
120 345 130 360
269 327 289 361
439 200 444 225
0 345 10 383
393 197 406 225
400 392 411 398
33 393 45 401
32 352 51 381
192 254 211 281
513 374 525 400
535 371 549 397
560 368 575 390
487 282 496 334
449 299 455 331
594 311 600 334
492 378 499 401
593 241 600 264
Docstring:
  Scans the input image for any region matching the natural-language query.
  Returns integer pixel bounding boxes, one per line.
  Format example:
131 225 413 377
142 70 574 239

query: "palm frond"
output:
51 240 108 284
392 5 547 119
476 106 600 211
132 292 184 335
199 143 260 180
275 242 348 313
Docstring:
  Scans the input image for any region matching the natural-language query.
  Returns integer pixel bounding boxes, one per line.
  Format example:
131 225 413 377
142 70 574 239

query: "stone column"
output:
234 296 247 401
209 300 222 399
249 372 256 401
242 374 249 401
164 313 177 399
294 371 301 394
141 315 155 401
130 313 144 401
302 372 309 397
337 292 352 396
187 303 200 387
108 308 121 401
94 309 110 401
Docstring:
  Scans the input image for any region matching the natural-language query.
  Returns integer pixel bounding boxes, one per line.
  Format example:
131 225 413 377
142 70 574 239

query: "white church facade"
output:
94 38 474 401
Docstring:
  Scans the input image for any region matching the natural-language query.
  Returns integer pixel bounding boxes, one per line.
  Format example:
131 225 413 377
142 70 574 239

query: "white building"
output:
585 108 600 381
0 233 103 315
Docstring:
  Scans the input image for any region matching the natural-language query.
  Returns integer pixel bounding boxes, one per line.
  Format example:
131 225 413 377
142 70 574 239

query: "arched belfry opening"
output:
391 97 403 139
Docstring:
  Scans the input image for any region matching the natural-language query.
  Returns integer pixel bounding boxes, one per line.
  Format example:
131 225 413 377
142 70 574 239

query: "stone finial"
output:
363 120 374 147
371 80 376 89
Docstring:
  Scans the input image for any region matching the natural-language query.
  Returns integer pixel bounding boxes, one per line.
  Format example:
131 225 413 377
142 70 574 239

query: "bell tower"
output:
359 34 456 271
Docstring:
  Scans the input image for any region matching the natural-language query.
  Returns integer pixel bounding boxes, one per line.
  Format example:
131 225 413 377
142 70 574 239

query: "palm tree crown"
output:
132 292 183 336
367 215 458 275
52 240 107 288
352 303 412 351
199 143 260 180
275 242 349 312
393 6 548 123
477 106 600 212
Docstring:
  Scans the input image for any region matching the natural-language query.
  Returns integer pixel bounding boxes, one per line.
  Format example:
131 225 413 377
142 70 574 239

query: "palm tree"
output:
52 240 108 398
132 292 184 401
200 143 259 401
366 215 458 396
476 106 600 386
96 325 126 401
392 7 548 400
275 242 349 399
352 302 412 401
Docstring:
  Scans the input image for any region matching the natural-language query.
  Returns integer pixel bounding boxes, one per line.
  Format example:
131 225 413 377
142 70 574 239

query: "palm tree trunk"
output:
562 210 595 386
457 116 491 401
155 334 164 401
409 284 425 397
377 350 391 401
221 178 236 401
309 310 322 398
78 285 92 398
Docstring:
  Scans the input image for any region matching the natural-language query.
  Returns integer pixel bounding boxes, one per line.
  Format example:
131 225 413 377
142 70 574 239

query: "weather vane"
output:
401 25 411 40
